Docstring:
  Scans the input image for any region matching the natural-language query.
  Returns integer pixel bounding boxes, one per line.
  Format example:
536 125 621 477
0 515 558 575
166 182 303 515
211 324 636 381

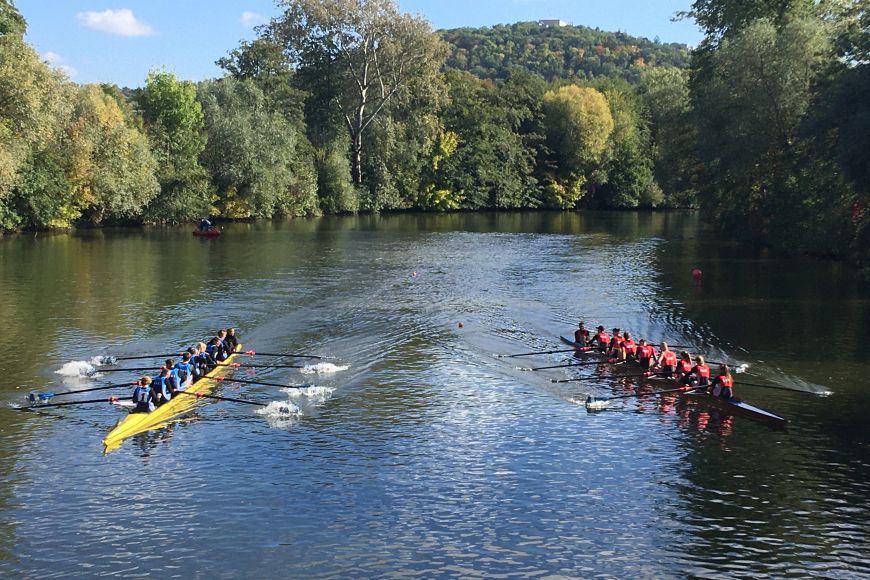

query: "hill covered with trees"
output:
440 21 691 82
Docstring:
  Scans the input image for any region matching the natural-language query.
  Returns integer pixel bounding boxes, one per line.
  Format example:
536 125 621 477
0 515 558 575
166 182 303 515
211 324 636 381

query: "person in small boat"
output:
654 342 678 377
574 321 590 347
636 339 657 369
131 376 155 413
688 355 711 387
622 332 638 363
198 217 212 232
589 326 611 353
224 327 239 351
710 365 734 399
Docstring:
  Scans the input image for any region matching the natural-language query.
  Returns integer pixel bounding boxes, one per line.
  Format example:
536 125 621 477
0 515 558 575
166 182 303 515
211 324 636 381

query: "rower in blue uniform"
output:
131 376 155 413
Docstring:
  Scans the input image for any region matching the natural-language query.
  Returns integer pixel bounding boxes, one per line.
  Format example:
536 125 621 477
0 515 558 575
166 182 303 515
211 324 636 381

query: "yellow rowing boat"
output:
102 344 241 452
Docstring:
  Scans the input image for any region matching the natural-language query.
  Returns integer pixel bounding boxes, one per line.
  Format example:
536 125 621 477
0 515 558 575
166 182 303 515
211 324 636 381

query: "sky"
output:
16 0 703 88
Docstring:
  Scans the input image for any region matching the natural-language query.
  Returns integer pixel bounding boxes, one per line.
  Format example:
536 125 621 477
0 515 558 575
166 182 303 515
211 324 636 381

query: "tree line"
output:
0 0 867 271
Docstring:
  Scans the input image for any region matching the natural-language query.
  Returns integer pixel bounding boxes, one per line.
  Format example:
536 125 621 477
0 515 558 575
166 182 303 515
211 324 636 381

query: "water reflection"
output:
0 212 868 577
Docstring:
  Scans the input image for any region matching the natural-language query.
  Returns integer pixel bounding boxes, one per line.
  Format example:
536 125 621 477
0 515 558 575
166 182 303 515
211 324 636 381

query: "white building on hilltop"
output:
538 19 570 28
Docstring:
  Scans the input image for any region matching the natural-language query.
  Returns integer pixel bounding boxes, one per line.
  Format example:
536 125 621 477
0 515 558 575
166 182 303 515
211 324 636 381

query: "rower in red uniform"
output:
574 321 590 347
607 337 626 363
622 332 637 362
689 355 711 387
676 351 693 383
710 365 734 399
655 342 678 377
590 326 611 353
636 339 657 369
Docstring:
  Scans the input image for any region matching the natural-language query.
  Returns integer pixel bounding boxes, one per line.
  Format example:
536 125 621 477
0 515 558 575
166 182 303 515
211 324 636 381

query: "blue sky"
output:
17 0 702 88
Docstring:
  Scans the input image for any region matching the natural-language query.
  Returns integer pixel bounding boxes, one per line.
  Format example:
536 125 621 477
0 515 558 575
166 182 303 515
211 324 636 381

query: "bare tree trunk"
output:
352 131 363 184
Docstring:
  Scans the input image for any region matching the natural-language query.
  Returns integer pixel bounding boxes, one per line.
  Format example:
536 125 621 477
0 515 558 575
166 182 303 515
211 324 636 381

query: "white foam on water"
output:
282 385 335 405
255 400 303 429
55 361 99 378
300 363 349 375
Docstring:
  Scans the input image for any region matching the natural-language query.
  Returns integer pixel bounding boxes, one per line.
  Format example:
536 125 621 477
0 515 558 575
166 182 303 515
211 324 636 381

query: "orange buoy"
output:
691 268 703 283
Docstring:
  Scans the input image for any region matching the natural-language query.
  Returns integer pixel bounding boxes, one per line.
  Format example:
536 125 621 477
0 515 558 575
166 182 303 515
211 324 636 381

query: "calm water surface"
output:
0 212 867 578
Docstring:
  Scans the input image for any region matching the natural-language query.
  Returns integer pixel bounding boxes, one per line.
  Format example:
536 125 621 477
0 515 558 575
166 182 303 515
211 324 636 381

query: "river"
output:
0 211 867 578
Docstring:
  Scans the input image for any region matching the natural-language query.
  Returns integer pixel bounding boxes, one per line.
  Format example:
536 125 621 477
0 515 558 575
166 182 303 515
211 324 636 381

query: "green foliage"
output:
541 85 614 205
0 0 26 39
136 70 210 222
313 139 358 214
441 22 690 83
597 89 661 208
269 0 448 184
198 78 317 219
637 67 698 205
434 71 540 210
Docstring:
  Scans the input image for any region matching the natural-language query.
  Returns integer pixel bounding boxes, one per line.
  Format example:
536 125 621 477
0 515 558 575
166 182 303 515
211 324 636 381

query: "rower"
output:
677 351 694 383
710 365 734 399
206 336 226 363
192 342 212 373
131 376 155 413
689 355 711 387
574 321 590 347
589 326 611 353
151 367 173 406
199 217 212 232
636 339 657 370
607 338 626 363
655 342 678 377
174 353 195 389
225 327 239 351
622 332 637 362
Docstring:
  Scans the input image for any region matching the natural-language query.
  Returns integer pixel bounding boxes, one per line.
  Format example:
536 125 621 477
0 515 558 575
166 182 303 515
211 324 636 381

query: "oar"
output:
551 371 652 383
93 366 158 374
17 396 123 410
221 362 305 369
175 391 268 407
213 376 312 389
241 350 323 360
96 353 182 364
497 347 588 358
29 381 138 402
522 360 605 371
585 385 704 410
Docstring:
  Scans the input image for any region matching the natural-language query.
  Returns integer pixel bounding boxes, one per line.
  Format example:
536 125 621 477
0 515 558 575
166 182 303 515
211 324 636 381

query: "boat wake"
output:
300 362 349 374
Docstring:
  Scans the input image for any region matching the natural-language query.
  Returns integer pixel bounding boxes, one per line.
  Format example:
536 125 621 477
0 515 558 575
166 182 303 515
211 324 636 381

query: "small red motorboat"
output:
193 229 221 237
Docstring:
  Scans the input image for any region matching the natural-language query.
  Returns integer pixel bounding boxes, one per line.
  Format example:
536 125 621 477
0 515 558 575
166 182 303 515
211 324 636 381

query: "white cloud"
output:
76 9 155 37
240 11 266 27
43 51 78 78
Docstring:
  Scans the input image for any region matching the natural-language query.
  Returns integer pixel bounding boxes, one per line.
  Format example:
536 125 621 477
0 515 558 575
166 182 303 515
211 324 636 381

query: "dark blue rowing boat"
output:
559 336 787 429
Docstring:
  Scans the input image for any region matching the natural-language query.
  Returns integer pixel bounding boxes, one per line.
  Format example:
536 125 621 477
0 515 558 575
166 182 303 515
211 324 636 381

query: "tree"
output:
0 33 69 229
136 70 210 222
64 84 159 224
638 67 698 205
541 85 614 207
0 0 26 39
267 0 447 184
216 37 308 126
198 77 317 218
597 88 660 208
